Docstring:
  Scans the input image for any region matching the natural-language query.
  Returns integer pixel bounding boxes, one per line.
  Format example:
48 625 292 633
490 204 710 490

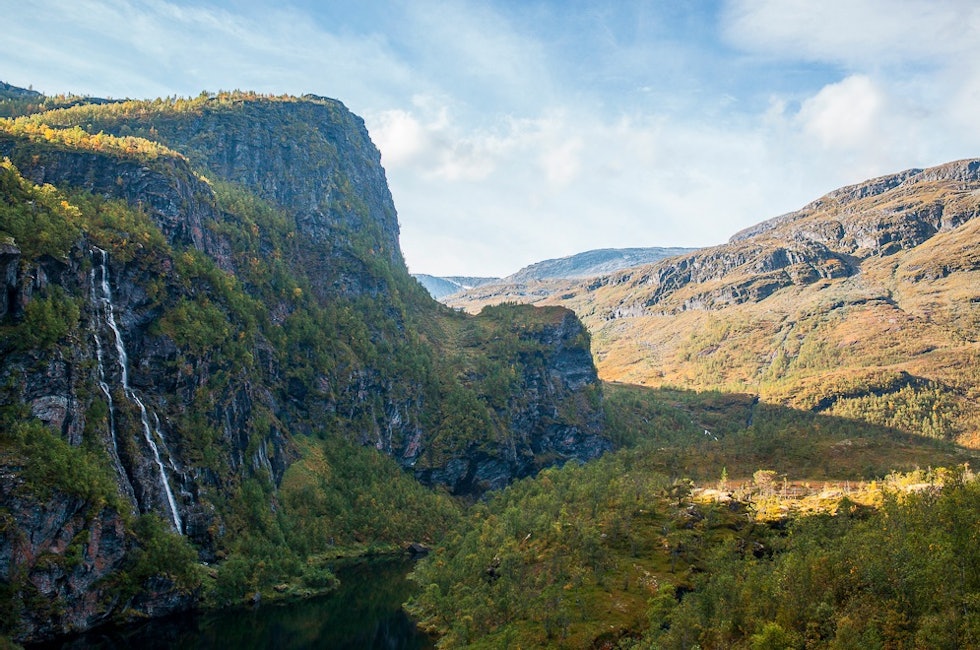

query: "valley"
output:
1 81 978 649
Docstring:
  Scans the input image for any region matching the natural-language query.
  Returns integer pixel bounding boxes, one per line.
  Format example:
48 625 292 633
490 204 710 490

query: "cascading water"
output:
92 247 183 533
90 277 119 456
89 265 139 509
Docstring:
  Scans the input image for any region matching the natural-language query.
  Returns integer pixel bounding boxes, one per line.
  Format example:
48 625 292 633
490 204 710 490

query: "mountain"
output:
412 160 980 647
507 246 697 282
412 273 499 299
451 160 980 448
0 86 609 642
429 246 696 306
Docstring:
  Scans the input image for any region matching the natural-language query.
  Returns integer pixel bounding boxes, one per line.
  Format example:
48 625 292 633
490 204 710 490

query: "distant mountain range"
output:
413 274 499 299
414 246 696 300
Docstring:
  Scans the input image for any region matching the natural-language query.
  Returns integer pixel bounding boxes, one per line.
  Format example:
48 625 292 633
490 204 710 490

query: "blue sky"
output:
3 1 979 276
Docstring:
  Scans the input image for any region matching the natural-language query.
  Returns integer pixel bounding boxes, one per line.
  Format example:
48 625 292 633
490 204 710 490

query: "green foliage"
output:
640 475 980 649
280 437 461 555
407 447 739 647
0 157 82 260
10 287 79 350
156 297 231 355
828 384 957 440
67 190 171 266
120 514 201 594
207 434 462 606
427 383 494 465
412 430 980 648
0 417 118 508
601 383 968 483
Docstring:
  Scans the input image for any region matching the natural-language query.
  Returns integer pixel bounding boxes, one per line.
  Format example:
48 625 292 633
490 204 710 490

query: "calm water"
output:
31 557 435 650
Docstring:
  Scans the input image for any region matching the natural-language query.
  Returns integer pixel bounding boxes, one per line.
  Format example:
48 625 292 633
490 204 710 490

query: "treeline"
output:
629 471 980 649
408 447 979 648
0 118 178 161
407 384 979 648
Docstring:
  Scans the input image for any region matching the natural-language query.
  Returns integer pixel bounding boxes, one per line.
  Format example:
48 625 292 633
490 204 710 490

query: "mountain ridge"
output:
416 246 697 302
413 273 499 299
449 157 980 446
505 246 698 282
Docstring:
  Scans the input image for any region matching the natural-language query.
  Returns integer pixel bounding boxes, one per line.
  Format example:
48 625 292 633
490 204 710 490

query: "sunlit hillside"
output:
450 159 980 448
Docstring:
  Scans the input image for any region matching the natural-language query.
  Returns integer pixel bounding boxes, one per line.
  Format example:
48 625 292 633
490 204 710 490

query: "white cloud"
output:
0 0 420 105
796 75 884 149
5 0 980 277
539 138 582 187
371 109 428 167
717 0 980 202
722 0 979 65
388 105 821 276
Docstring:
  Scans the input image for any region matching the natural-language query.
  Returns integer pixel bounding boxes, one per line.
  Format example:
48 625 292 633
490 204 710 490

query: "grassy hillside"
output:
450 161 980 448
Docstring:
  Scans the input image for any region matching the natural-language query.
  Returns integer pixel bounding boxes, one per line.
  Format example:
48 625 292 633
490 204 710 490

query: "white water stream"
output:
93 248 183 533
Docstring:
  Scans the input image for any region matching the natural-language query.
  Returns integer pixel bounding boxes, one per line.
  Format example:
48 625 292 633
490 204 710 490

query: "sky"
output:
2 1 980 277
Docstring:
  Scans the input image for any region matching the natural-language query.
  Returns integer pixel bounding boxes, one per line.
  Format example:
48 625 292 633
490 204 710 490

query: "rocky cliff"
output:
414 305 607 493
26 94 403 300
0 89 608 642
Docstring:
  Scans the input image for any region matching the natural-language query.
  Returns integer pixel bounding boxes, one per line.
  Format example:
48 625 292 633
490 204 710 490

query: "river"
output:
30 557 435 650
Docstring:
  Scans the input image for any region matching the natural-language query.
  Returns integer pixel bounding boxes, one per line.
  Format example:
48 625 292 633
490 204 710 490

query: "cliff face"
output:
0 136 228 262
602 159 980 315
0 91 608 641
414 306 608 493
32 95 402 300
0 474 126 640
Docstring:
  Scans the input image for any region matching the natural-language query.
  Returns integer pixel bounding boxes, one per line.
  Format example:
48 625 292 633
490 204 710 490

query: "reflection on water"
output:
31 557 435 650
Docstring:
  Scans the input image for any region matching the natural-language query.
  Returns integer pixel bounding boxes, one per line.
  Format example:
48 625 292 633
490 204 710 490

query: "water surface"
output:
32 557 434 649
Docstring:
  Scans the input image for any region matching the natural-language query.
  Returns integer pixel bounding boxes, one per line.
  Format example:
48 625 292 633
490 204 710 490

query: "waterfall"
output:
90 264 142 511
92 248 183 533
90 272 119 456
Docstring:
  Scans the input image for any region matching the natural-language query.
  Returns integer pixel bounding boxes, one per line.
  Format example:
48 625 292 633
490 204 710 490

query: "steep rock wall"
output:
0 94 610 640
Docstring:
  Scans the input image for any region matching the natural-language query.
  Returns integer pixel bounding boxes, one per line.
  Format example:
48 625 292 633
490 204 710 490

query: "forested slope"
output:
0 88 608 643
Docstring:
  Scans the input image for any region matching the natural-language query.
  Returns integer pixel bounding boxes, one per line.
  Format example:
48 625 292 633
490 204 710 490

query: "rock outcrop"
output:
0 135 229 263
0 470 196 641
414 307 608 494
